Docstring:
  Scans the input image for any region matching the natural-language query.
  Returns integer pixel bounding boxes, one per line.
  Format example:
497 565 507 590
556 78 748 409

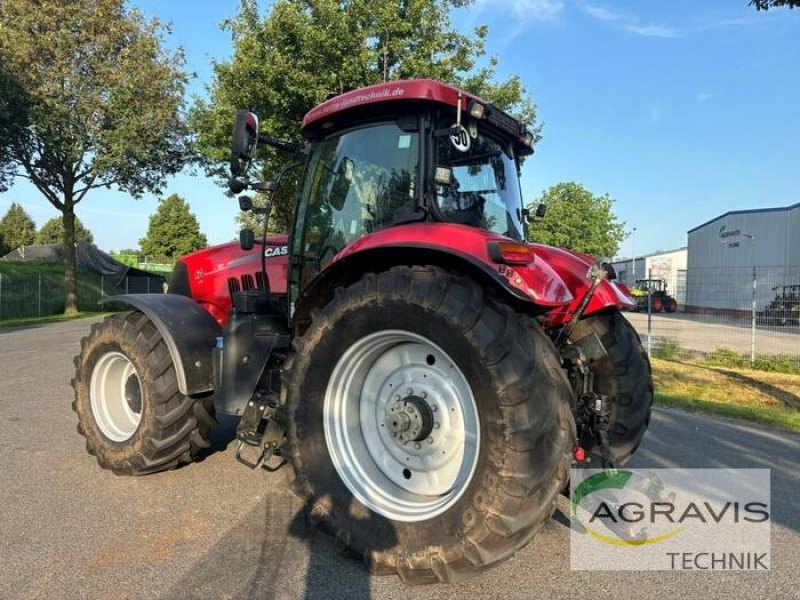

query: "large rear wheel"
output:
72 312 216 475
285 266 574 583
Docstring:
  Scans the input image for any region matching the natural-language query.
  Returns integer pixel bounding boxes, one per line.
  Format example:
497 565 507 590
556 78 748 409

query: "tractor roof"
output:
300 79 532 153
301 79 478 131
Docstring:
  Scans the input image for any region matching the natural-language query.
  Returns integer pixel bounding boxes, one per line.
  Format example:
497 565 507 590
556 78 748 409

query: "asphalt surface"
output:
1 318 799 600
625 311 800 356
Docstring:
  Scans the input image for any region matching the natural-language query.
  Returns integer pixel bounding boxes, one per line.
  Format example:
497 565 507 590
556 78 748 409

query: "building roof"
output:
611 247 687 263
687 201 800 234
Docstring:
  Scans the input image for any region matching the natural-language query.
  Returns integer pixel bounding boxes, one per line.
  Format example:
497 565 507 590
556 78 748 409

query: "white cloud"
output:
696 92 715 104
509 0 565 22
624 23 681 39
583 3 682 38
472 0 564 42
584 4 623 23
474 0 564 24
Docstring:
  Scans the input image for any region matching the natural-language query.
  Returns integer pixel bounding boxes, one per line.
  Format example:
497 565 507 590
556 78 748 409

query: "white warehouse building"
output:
685 202 800 314
610 247 688 304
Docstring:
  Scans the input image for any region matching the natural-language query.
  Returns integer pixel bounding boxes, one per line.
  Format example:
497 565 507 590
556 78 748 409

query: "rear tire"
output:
569 310 653 466
650 296 663 313
285 266 574 583
663 297 677 313
71 312 216 475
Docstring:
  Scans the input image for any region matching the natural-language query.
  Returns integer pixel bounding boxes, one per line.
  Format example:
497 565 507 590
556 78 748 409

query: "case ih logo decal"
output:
264 245 288 258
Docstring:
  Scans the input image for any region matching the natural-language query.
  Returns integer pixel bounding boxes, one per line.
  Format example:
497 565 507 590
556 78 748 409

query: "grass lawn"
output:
0 311 107 328
0 260 108 321
652 357 800 432
0 260 65 276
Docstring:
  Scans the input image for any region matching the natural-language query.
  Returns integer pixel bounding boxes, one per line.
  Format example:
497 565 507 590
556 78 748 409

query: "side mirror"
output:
240 228 255 251
535 203 547 219
238 195 253 212
230 109 259 178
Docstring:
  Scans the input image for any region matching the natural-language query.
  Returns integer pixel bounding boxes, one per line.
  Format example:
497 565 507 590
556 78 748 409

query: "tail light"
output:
487 241 536 265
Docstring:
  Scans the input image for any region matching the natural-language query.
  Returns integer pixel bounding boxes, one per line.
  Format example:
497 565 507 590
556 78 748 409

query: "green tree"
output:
750 0 798 8
527 182 626 258
191 0 539 232
140 194 207 259
0 0 190 314
0 203 37 252
0 62 28 193
36 216 94 245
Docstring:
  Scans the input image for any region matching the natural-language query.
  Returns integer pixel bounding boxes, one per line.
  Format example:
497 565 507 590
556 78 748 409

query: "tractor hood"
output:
172 235 289 325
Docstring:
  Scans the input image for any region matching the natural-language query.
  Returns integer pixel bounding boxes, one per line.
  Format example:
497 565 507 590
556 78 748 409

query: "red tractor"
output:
71 80 652 583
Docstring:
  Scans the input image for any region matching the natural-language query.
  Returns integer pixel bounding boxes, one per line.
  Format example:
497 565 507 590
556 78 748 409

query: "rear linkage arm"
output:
556 262 617 470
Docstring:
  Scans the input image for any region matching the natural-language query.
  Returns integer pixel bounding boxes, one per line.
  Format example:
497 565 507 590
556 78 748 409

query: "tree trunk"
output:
62 207 78 315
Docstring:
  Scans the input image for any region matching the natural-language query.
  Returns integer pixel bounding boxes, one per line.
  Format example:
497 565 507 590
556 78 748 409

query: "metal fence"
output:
627 265 800 368
0 273 165 321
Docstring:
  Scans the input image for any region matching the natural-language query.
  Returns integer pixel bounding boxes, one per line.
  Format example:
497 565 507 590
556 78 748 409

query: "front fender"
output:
101 294 222 396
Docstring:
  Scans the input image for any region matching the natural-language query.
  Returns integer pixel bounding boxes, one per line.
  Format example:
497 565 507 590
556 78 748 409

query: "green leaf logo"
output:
571 470 682 546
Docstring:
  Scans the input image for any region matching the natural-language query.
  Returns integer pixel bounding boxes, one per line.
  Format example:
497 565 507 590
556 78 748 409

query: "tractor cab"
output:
230 80 535 313
631 278 667 296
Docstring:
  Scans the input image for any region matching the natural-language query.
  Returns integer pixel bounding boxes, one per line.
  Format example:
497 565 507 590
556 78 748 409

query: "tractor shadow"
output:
161 469 395 600
187 413 239 467
208 413 240 452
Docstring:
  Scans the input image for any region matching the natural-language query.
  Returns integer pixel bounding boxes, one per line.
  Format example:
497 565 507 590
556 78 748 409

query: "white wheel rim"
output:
89 351 143 442
324 330 480 522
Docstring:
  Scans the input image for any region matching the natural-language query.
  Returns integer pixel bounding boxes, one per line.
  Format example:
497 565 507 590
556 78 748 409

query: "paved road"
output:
625 311 800 356
1 319 798 600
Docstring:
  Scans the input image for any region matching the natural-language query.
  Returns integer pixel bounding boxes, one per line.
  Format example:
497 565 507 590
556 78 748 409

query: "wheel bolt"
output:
421 392 427 399
427 437 434 444
395 395 401 401
433 422 440 429
407 388 413 395
415 442 421 450
431 404 437 412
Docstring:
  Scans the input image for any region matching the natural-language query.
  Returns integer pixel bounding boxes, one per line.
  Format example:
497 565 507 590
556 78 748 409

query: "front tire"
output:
71 312 216 475
285 266 574 583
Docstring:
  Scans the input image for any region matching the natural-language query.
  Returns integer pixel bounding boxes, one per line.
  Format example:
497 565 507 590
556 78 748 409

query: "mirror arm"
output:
257 134 304 155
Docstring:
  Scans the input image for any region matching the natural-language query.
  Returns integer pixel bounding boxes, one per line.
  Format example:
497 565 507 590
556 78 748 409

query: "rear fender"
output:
531 244 636 326
294 223 574 324
101 294 222 396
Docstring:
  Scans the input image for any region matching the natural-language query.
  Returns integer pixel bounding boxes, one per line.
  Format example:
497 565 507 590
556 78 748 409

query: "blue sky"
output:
1 0 798 259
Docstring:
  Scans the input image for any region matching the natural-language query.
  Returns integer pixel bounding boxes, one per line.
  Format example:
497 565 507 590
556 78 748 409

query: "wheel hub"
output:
385 395 434 443
125 374 143 414
89 351 143 442
324 330 480 522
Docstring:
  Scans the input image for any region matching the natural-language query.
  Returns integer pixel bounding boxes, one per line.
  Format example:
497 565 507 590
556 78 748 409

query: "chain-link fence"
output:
625 265 800 369
0 273 165 321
